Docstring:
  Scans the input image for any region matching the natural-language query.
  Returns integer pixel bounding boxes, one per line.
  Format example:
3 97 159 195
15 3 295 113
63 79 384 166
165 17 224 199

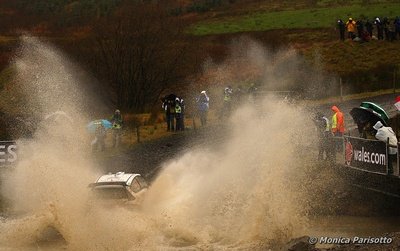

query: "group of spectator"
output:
314 105 345 162
337 17 400 42
92 110 124 152
219 84 258 119
161 84 259 132
161 91 209 131
314 104 398 174
161 84 257 132
161 94 186 132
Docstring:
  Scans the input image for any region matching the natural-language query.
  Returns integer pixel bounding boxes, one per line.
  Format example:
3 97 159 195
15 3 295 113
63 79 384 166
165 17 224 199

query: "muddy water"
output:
0 36 399 251
1 212 399 250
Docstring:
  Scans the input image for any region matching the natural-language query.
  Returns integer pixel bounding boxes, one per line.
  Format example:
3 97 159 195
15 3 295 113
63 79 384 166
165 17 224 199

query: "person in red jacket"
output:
331 105 345 136
331 105 345 156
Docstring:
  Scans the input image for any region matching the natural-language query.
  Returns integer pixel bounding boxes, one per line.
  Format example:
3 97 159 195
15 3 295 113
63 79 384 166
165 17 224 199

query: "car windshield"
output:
92 186 130 200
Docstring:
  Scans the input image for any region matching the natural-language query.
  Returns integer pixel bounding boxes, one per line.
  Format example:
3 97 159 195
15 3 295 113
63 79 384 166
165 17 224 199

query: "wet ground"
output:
95 126 227 178
89 124 400 251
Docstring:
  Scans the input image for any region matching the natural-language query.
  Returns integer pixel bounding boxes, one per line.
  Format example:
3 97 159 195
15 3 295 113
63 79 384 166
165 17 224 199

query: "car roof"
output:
95 172 141 186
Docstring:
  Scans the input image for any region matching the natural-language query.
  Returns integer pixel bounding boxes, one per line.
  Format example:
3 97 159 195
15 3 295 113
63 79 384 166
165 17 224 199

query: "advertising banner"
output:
344 136 387 174
0 141 17 166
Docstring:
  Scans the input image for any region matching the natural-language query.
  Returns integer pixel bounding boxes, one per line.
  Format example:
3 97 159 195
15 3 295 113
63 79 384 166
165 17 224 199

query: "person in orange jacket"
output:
345 17 356 39
331 105 345 136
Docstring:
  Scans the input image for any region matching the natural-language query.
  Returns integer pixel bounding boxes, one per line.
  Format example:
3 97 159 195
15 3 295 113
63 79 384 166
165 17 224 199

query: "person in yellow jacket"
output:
346 17 356 39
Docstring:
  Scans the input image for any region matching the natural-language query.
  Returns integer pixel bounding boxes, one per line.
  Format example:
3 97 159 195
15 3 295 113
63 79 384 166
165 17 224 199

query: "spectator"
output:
357 121 375 139
110 109 123 147
248 83 258 103
383 17 390 40
331 105 345 155
196 91 209 126
375 17 384 40
373 121 398 175
180 98 186 131
365 19 374 37
345 17 356 39
360 30 371 42
92 124 106 152
162 95 176 131
388 19 396 41
331 105 345 136
174 97 183 131
234 85 245 106
337 19 345 41
395 17 400 40
356 19 364 39
220 86 233 119
314 113 333 161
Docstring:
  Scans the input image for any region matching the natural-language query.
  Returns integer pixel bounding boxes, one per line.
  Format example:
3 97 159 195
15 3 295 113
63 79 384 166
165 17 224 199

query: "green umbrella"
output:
360 102 389 122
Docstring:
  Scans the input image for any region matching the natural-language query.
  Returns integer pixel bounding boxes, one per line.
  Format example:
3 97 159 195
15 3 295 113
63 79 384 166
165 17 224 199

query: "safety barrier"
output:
338 136 399 177
0 141 17 166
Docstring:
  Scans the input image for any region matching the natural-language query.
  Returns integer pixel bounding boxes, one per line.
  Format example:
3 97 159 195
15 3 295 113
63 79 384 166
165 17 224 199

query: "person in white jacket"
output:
196 91 210 126
373 121 398 174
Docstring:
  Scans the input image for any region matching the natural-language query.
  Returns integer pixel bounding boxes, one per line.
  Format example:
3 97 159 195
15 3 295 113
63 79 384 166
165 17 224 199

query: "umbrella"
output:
350 107 388 128
162 94 178 102
87 119 112 133
360 102 389 122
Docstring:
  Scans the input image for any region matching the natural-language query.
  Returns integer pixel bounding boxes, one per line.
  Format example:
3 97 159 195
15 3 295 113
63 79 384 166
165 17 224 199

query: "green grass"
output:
190 3 400 35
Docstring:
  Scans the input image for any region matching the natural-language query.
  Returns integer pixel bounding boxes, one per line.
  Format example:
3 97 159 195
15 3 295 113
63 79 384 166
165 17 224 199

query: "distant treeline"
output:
7 0 242 19
0 0 399 112
0 1 202 112
7 0 123 26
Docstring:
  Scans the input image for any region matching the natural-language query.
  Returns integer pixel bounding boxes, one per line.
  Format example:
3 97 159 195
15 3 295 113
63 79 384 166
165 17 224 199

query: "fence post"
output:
394 69 397 94
397 142 400 177
192 114 197 131
340 77 343 102
386 137 390 175
136 125 141 143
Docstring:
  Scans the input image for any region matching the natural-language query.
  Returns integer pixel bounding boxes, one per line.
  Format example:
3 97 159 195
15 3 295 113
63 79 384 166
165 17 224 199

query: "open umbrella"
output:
350 107 388 127
360 102 389 122
162 94 179 103
87 119 112 133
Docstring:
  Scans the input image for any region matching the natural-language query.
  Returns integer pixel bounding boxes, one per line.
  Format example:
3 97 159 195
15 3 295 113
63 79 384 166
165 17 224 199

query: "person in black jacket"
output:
395 17 400 40
365 19 374 37
162 95 176 131
313 113 333 161
356 19 364 39
375 17 384 40
337 19 345 41
383 17 390 40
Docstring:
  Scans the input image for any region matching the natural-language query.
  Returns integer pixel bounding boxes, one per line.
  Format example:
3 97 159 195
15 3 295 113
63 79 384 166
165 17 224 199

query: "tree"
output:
91 2 190 112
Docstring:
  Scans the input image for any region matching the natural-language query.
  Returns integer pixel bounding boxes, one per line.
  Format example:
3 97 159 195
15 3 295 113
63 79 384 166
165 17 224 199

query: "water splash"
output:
0 36 316 250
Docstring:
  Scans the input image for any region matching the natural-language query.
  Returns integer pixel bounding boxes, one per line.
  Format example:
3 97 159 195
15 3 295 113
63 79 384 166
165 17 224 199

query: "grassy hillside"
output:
191 3 400 35
184 0 400 97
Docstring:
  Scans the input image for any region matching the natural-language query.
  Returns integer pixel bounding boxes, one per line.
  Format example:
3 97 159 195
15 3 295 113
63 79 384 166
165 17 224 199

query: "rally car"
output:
88 172 148 208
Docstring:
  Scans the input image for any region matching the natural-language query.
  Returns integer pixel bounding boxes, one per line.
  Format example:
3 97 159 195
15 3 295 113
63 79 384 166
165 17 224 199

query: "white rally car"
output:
88 172 148 208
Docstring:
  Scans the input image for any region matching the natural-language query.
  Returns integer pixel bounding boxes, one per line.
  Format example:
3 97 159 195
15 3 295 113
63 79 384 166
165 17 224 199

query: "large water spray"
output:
0 36 319 250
